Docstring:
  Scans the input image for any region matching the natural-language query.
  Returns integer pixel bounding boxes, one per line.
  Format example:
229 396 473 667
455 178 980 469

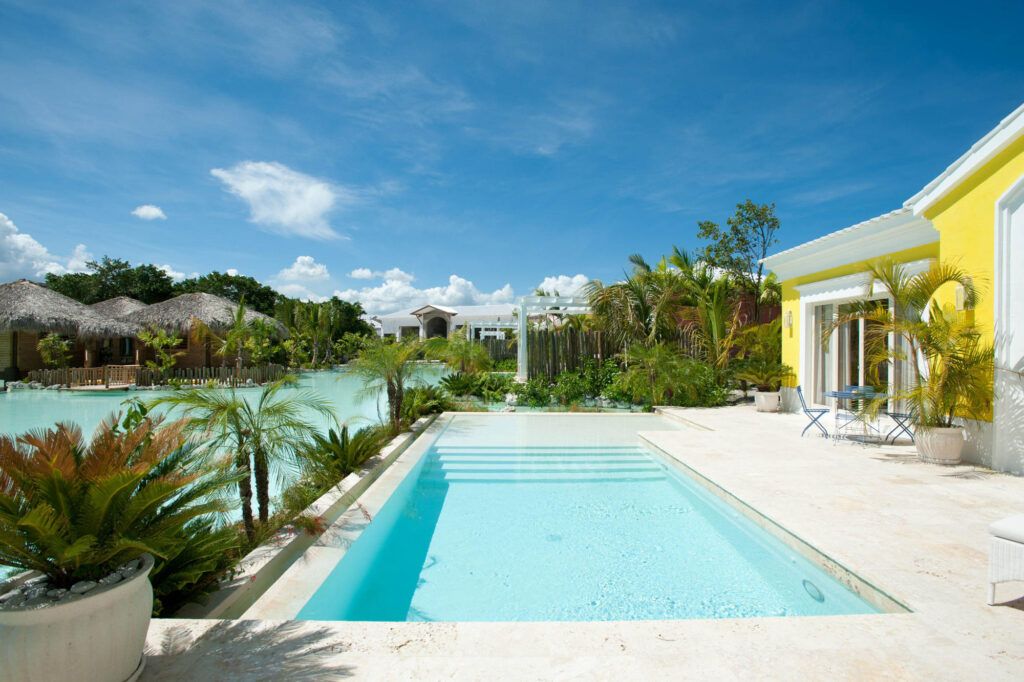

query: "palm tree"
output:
582 264 685 349
822 258 993 427
620 342 699 405
150 378 334 540
425 325 491 374
192 296 254 372
347 337 423 428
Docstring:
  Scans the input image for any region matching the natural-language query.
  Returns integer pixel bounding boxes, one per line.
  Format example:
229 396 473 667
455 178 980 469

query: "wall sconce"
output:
784 310 793 329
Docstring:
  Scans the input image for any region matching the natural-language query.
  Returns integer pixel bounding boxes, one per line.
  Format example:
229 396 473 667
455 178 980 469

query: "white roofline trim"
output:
761 209 938 281
905 102 1024 216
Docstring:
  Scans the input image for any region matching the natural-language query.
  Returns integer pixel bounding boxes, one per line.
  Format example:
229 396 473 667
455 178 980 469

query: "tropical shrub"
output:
476 372 516 402
552 370 589 405
491 358 517 372
299 424 390 491
137 325 184 378
440 371 480 397
36 332 72 368
425 327 491 374
0 409 241 614
402 385 455 421
519 377 553 407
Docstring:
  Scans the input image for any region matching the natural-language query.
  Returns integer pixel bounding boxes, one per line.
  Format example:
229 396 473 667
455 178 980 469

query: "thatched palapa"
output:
118 292 286 337
89 296 148 319
0 279 137 338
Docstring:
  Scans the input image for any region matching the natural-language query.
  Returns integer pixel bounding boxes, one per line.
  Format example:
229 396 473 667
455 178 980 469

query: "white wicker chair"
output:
988 514 1024 604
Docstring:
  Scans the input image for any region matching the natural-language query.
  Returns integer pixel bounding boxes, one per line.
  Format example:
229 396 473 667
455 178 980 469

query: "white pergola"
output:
513 295 591 381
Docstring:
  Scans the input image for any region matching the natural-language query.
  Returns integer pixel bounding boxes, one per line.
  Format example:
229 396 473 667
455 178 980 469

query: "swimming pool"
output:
295 414 879 622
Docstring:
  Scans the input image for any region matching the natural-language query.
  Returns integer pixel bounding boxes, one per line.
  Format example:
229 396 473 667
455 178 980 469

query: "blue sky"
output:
1 1 1022 314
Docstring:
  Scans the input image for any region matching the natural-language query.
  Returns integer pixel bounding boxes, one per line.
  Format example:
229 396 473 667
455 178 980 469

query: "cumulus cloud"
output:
335 269 514 315
131 204 166 220
278 255 329 281
225 268 239 276
0 212 91 280
347 266 414 282
276 283 328 302
159 264 186 281
534 273 589 296
210 161 350 239
348 267 374 279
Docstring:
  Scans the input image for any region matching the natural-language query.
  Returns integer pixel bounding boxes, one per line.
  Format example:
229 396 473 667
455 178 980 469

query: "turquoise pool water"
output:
0 365 445 438
297 414 878 622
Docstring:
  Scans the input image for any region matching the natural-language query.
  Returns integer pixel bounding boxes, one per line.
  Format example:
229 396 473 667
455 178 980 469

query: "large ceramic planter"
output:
916 426 965 465
753 391 781 413
0 553 154 682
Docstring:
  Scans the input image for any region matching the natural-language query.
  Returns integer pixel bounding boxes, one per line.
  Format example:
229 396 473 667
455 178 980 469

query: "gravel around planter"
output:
0 558 144 612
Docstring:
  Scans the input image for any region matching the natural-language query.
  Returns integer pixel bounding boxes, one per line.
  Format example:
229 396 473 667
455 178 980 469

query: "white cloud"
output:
159 264 186 281
535 273 589 296
210 161 351 239
0 212 91 280
131 204 166 220
334 270 514 315
276 283 328 303
278 255 329 281
225 268 239 276
348 267 374 279
346 266 415 282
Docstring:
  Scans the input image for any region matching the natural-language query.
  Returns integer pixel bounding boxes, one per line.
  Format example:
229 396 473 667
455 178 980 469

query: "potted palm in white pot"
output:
735 319 794 413
824 259 993 464
0 408 239 682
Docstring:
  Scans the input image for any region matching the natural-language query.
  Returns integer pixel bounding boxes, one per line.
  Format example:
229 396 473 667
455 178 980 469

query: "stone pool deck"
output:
142 406 1024 681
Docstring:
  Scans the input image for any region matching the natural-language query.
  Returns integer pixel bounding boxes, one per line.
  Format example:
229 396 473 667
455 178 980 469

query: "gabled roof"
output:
411 304 458 316
761 208 938 281
906 101 1024 215
379 303 515 319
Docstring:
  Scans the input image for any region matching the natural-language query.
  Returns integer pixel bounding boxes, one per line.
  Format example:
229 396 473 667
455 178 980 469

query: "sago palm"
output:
0 413 239 588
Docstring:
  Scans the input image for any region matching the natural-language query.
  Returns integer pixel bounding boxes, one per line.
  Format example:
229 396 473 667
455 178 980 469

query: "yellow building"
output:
762 102 1024 473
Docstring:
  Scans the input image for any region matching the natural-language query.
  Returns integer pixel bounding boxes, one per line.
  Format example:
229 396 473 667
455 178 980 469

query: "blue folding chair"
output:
886 412 915 443
797 386 829 438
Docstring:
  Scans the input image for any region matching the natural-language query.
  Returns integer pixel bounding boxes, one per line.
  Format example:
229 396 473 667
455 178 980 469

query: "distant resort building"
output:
763 101 1024 473
0 282 284 378
377 303 516 339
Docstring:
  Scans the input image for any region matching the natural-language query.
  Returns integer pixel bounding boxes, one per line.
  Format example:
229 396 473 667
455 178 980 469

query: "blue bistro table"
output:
822 389 887 443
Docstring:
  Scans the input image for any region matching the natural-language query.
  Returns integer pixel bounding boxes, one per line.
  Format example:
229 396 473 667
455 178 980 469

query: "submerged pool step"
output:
430 470 668 483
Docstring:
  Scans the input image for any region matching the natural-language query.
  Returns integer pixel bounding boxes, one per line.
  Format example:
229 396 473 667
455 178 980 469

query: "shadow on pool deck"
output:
144 620 354 681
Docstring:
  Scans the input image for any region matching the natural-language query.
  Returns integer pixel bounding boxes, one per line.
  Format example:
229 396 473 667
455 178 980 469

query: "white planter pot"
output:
753 391 781 413
0 553 154 682
916 426 965 465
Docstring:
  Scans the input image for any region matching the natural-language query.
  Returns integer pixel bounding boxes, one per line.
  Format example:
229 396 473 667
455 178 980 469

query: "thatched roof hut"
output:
89 296 148 319
0 279 137 338
118 292 286 337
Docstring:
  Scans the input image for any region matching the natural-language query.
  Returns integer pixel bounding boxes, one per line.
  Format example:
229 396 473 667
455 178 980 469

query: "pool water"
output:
297 414 878 622
0 365 445 439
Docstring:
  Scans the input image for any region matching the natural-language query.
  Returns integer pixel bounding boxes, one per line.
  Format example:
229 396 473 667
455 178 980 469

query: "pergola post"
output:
516 299 528 381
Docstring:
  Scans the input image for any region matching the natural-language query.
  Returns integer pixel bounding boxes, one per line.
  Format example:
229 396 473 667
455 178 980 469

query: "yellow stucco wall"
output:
924 134 1024 339
778 243 940 386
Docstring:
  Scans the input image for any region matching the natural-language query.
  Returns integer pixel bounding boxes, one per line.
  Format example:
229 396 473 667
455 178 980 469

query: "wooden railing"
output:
135 364 287 388
26 364 287 388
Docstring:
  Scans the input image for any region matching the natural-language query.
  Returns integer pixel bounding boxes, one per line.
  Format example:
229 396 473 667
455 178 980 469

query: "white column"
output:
516 300 528 381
